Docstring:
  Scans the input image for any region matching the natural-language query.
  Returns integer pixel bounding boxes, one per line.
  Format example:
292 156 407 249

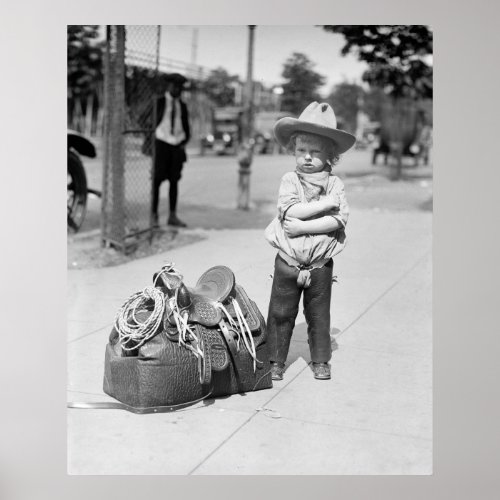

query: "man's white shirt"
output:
155 92 186 145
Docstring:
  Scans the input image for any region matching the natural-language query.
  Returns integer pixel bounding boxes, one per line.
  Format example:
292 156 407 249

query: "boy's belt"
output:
278 250 330 288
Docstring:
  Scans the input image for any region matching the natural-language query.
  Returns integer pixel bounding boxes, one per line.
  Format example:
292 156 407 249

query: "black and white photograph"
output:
4 0 500 496
66 24 433 475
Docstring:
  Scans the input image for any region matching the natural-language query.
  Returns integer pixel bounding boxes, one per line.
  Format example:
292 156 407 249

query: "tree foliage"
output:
322 25 432 99
280 52 326 115
201 67 240 107
362 86 391 122
327 82 364 133
67 25 104 99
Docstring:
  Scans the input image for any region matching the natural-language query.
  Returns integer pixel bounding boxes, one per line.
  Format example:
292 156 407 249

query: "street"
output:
78 146 432 235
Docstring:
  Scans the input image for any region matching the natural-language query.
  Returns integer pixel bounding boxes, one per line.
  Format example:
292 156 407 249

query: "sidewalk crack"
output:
187 363 308 475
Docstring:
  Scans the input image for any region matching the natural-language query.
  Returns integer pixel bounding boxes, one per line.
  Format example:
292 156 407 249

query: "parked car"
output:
201 130 238 155
253 111 287 154
200 106 243 156
67 130 96 232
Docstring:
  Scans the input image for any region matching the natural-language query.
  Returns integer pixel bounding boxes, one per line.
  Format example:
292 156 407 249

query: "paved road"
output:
78 146 432 234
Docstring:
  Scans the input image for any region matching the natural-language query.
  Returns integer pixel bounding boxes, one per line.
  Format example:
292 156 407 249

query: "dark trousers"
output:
267 254 333 365
152 178 178 216
152 139 185 216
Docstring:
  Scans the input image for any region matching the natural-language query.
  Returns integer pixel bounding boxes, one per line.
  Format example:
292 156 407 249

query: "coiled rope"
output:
114 286 165 351
115 263 182 352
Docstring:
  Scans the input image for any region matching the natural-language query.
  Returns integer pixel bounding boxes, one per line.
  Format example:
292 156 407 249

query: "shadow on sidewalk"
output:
283 322 341 375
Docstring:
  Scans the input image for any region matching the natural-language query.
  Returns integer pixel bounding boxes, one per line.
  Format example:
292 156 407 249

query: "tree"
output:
322 25 432 99
67 25 104 100
201 67 241 107
363 86 390 123
327 82 364 133
280 52 326 115
323 25 433 179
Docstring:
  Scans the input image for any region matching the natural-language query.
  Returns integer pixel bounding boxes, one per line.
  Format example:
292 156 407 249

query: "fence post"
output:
101 25 126 248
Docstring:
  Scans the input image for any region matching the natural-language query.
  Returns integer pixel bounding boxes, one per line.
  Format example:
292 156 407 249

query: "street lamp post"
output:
237 25 256 210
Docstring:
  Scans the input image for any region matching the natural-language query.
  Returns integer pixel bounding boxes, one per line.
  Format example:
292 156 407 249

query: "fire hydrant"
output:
237 142 254 210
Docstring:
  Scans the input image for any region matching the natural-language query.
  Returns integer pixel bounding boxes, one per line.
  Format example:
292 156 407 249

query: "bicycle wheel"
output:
67 150 88 232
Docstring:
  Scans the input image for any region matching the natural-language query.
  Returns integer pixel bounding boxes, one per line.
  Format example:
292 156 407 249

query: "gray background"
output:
1 0 499 498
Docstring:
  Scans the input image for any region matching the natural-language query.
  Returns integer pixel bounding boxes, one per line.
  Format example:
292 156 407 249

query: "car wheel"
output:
67 150 88 232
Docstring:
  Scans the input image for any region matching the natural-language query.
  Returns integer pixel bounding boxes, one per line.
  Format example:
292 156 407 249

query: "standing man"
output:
151 73 191 227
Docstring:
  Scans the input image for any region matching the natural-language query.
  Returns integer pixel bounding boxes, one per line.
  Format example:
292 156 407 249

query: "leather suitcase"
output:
103 284 272 408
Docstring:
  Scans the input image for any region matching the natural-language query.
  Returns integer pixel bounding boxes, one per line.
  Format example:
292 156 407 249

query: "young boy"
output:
265 101 356 381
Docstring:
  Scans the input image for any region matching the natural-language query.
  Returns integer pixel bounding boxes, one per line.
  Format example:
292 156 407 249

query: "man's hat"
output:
165 73 188 86
274 102 356 154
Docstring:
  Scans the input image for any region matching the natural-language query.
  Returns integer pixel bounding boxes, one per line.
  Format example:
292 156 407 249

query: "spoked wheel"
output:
67 150 88 232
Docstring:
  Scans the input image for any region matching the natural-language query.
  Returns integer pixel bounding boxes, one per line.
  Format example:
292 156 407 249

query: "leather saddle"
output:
104 264 272 409
151 265 261 385
153 265 236 328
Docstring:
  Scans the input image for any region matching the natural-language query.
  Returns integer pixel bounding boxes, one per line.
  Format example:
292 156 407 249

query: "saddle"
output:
152 265 260 383
103 264 272 409
154 265 236 328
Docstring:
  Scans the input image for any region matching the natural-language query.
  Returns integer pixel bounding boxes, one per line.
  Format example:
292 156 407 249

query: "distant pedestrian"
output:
146 73 191 227
264 102 356 381
416 123 432 166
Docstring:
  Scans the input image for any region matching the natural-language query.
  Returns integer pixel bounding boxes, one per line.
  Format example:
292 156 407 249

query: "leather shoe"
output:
168 214 187 227
270 362 285 381
312 362 331 380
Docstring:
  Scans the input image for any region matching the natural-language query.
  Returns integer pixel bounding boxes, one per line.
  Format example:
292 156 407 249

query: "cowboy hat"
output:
274 102 356 154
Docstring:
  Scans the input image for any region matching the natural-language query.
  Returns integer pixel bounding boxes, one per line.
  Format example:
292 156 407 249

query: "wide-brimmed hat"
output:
165 72 188 86
274 102 356 154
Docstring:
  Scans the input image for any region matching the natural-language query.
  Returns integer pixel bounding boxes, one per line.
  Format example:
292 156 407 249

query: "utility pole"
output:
237 25 255 210
191 27 198 68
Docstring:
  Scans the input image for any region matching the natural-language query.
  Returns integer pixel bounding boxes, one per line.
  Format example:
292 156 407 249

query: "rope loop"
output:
114 286 166 351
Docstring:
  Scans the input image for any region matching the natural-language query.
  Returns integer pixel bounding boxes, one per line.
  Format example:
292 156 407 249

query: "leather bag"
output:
103 269 272 409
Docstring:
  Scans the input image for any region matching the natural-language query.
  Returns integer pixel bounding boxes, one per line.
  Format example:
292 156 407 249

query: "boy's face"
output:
294 135 329 173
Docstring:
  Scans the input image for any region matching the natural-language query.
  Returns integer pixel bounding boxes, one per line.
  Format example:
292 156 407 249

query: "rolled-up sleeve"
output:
277 173 301 221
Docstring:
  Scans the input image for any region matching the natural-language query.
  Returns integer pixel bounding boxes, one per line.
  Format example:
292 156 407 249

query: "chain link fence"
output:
102 25 160 250
123 26 162 244
100 26 223 251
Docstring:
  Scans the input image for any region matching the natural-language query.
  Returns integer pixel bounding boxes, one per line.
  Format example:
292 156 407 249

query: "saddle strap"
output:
219 320 244 391
197 330 212 386
200 327 230 372
67 388 213 414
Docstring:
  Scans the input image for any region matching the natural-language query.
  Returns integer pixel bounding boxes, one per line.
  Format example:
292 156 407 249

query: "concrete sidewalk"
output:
67 208 432 475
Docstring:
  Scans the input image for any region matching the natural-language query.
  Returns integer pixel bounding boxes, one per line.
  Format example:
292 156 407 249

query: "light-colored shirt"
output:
265 171 349 266
155 93 186 145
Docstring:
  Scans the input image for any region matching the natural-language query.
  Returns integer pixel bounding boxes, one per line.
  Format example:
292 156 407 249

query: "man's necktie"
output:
170 100 176 134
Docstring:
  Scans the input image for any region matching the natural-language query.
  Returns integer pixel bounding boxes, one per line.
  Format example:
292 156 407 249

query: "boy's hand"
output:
323 195 340 211
284 217 304 237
